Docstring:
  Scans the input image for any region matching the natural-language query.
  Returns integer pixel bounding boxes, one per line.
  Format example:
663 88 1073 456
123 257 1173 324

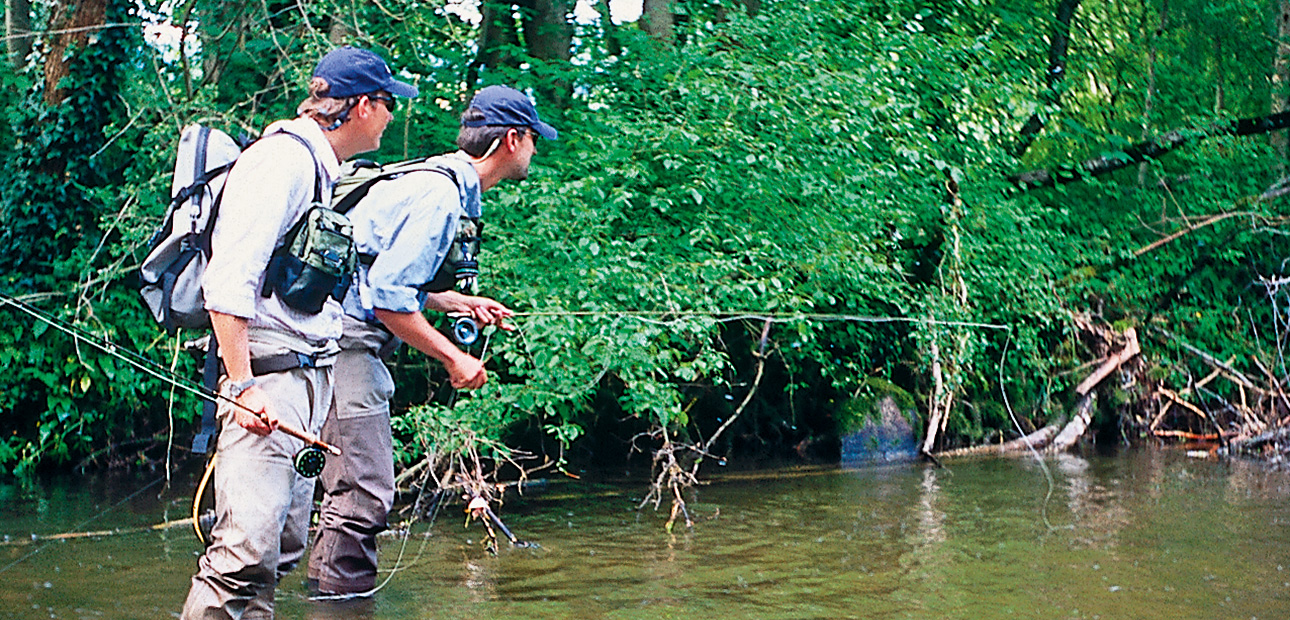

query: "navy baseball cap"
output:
463 85 558 140
313 47 418 99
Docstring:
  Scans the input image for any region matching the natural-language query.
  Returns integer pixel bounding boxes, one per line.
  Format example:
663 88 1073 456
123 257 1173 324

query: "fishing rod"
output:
0 293 339 456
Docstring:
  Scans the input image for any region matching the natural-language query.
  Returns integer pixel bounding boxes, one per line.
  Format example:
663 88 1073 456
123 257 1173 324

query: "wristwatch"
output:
227 377 257 398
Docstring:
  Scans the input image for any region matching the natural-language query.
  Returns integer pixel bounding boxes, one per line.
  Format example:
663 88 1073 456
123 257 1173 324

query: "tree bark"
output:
1047 392 1096 452
5 0 33 68
938 424 1061 458
1010 110 1290 189
468 1 523 88
328 16 349 45
1274 0 1290 171
921 177 969 455
522 0 573 63
521 0 574 107
1013 0 1082 159
43 0 109 105
1137 0 1167 186
642 0 675 42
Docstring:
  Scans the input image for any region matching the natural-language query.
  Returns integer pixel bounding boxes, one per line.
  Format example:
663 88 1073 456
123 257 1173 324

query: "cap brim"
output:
386 79 419 99
533 120 558 140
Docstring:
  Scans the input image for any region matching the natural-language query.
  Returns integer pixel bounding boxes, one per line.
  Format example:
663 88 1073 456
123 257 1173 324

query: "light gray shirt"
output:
341 152 483 321
202 117 343 343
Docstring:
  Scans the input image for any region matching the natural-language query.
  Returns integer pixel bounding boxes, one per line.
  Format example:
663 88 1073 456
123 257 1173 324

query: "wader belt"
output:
191 348 336 455
246 351 335 376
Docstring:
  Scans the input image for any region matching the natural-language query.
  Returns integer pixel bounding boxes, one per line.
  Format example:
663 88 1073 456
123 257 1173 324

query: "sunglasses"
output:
369 94 397 112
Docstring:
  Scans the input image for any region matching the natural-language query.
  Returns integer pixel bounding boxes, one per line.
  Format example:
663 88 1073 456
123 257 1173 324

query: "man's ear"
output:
504 127 523 152
354 96 373 119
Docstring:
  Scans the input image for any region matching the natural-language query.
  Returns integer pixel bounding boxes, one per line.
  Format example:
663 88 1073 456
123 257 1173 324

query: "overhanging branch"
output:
1010 110 1290 189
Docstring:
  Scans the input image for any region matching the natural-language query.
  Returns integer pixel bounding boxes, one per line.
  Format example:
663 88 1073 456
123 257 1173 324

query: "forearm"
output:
209 310 252 381
373 308 466 365
421 290 472 314
421 291 514 329
209 309 275 434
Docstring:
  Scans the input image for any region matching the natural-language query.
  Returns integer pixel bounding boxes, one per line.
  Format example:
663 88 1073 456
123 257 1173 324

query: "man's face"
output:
368 91 392 148
359 93 395 153
509 127 537 181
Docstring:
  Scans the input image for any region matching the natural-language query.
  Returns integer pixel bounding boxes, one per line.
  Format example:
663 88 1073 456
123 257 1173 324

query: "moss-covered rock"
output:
838 378 919 464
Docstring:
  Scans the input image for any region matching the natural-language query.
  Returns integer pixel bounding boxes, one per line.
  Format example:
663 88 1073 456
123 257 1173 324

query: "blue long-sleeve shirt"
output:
340 152 483 322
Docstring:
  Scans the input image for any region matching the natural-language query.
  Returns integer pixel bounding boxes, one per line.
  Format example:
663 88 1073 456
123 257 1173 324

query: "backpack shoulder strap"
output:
333 160 458 215
270 131 324 205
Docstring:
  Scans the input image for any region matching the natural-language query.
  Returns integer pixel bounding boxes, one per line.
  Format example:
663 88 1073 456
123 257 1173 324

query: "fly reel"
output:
293 445 327 478
451 316 480 347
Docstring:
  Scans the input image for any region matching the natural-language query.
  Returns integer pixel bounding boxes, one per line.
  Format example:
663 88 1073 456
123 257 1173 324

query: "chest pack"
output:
332 157 482 295
138 124 358 334
258 160 357 314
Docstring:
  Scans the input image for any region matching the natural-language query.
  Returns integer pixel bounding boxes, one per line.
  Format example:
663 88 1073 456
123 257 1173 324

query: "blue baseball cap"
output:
463 85 558 140
312 47 418 99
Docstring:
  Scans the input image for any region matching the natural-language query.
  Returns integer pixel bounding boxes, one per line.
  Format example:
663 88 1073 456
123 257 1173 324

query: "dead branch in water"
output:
393 423 550 554
941 324 1137 458
638 319 772 530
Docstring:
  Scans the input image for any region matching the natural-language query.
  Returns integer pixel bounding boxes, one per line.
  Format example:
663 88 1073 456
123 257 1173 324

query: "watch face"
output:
230 378 256 396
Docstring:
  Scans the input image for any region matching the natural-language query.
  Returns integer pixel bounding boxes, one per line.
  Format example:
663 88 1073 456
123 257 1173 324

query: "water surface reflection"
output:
1 448 1287 619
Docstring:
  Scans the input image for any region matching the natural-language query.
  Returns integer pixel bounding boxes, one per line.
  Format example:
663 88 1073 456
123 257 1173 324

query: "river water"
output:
1 448 1287 619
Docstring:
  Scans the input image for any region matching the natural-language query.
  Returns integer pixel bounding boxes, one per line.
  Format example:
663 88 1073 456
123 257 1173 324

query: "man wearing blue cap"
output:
181 46 416 620
304 84 556 599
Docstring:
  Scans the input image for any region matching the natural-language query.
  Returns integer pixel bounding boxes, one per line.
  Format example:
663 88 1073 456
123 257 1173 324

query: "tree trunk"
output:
43 0 109 105
642 0 675 42
1047 393 1096 452
468 1 523 88
1138 0 1167 186
523 0 573 63
592 0 622 57
921 177 970 455
1273 0 1290 171
521 0 574 107
938 425 1061 458
1213 37 1225 113
1013 0 1082 159
5 0 33 68
328 17 349 45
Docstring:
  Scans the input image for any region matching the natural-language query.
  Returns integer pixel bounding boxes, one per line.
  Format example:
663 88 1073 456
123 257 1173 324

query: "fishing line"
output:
309 329 499 602
997 330 1072 532
510 310 1010 331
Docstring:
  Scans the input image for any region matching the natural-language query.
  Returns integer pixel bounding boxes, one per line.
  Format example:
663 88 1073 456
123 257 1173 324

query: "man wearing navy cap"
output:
304 84 555 599
180 46 415 620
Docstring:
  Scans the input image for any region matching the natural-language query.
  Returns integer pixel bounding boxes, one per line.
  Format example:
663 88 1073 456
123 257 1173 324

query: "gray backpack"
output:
139 124 356 332
137 124 243 335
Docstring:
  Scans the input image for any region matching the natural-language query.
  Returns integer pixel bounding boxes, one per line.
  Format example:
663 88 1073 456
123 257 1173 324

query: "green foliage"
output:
4 0 1290 474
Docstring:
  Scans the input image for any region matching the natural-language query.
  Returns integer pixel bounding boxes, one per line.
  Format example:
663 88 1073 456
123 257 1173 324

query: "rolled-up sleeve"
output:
202 139 317 319
361 174 461 313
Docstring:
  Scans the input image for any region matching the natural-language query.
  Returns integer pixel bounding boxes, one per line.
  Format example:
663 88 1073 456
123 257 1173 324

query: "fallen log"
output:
1074 328 1140 396
1047 392 1097 452
1048 327 1140 452
1224 426 1290 454
938 424 1061 458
